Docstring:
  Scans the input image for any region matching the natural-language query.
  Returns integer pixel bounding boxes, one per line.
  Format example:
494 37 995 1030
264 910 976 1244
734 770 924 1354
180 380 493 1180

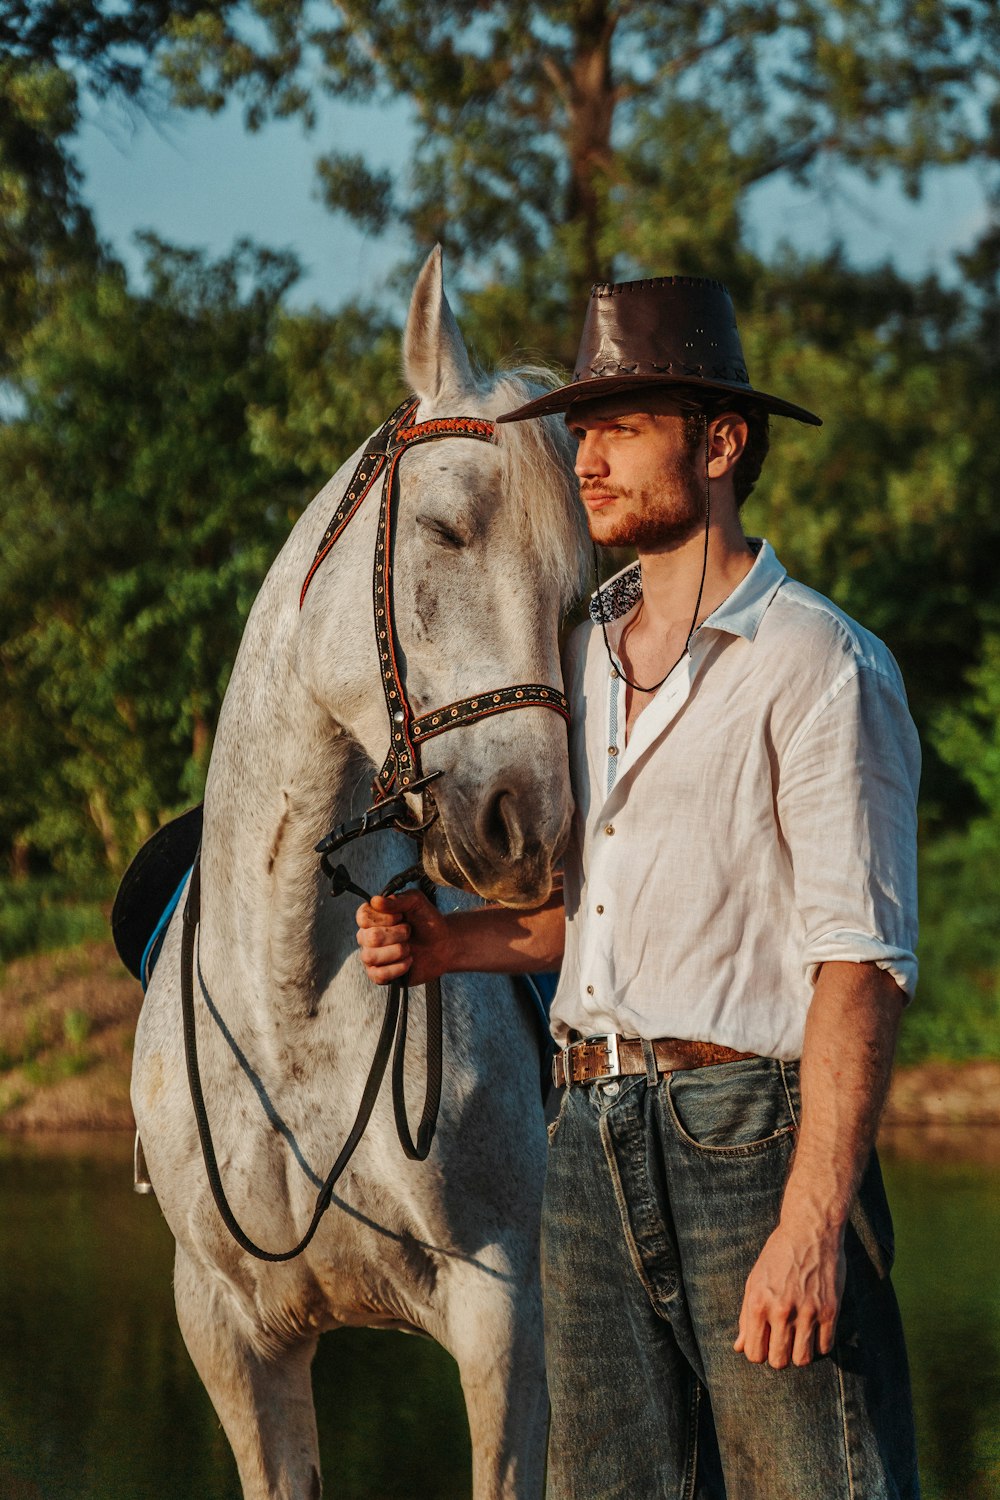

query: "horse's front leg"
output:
174 1247 323 1500
437 1258 548 1500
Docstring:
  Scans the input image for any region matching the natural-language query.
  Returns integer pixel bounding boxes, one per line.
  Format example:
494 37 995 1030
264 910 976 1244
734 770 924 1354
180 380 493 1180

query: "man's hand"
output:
356 891 452 987
734 1219 846 1369
357 884 566 986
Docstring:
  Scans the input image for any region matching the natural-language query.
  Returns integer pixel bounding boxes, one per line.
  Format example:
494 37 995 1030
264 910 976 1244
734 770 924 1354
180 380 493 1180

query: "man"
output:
357 276 921 1498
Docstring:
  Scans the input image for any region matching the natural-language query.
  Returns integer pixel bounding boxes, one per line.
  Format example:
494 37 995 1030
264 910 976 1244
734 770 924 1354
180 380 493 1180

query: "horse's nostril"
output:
483 789 519 862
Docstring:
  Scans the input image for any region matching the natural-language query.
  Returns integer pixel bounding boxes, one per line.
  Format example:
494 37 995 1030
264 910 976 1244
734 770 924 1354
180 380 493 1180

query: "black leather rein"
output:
179 779 444 1264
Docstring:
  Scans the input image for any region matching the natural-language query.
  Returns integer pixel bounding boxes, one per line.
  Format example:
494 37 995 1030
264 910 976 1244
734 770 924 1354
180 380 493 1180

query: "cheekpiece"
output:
497 275 821 426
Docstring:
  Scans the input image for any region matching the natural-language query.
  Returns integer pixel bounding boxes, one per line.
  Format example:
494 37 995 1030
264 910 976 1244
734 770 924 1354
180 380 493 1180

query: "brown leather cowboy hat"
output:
497 275 821 427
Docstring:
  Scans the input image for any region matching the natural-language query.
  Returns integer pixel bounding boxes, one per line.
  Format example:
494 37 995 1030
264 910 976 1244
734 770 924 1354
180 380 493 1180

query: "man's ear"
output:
706 411 748 478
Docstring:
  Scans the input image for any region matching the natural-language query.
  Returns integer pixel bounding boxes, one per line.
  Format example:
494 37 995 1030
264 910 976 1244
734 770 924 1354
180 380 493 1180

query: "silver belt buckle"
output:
590 1032 620 1078
557 1033 622 1086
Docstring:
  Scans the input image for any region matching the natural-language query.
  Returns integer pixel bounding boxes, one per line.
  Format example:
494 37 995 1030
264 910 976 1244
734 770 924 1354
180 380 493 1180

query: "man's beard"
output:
583 450 705 551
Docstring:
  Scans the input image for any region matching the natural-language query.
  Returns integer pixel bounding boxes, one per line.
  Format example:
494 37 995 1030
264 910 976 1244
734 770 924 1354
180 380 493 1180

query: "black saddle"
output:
111 804 203 982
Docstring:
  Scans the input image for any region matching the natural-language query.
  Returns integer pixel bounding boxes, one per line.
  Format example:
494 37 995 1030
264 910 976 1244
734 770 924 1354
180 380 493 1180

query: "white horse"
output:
131 247 587 1500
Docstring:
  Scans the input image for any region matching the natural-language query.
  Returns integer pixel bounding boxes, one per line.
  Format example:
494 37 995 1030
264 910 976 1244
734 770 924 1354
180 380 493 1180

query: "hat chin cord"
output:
593 417 711 695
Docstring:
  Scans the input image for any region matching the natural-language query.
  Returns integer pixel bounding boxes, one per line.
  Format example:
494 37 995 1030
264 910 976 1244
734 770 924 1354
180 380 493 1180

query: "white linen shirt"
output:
551 539 920 1061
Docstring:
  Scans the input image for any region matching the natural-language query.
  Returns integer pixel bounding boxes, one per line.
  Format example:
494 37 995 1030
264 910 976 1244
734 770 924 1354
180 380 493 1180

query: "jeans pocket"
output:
664 1059 798 1155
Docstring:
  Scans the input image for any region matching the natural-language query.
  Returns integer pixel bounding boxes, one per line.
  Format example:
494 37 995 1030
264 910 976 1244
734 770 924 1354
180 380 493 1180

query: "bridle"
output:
300 394 570 804
179 396 571 1262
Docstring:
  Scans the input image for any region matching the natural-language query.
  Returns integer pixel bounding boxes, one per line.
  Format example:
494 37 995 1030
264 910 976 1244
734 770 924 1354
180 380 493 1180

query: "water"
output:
0 1130 997 1499
880 1129 1000 1500
0 1134 469 1500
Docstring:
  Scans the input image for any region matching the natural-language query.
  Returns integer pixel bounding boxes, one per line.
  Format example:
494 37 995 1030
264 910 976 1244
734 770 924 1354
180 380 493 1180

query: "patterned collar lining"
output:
589 561 642 625
588 540 780 635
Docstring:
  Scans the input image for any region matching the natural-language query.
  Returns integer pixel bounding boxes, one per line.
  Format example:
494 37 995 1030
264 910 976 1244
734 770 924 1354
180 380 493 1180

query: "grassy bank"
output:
0 941 140 1130
0 876 110 969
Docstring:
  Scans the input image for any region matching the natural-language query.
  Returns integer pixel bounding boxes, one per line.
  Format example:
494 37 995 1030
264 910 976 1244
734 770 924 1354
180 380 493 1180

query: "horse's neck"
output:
197 548 390 1027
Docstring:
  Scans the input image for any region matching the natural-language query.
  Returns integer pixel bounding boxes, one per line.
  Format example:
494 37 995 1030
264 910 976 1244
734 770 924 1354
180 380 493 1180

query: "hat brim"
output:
496 373 821 427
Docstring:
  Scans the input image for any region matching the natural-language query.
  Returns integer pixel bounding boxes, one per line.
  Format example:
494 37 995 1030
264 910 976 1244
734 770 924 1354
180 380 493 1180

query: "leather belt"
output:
552 1034 757 1088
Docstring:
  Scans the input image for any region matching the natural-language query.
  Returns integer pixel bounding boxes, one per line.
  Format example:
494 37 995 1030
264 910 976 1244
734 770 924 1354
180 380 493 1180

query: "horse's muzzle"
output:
422 783 569 908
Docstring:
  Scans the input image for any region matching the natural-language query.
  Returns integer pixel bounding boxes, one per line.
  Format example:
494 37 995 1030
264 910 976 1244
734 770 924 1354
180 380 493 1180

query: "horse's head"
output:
297 248 587 907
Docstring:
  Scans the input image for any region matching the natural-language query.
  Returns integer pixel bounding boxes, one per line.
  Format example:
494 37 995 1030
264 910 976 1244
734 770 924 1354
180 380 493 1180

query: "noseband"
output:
299 396 570 803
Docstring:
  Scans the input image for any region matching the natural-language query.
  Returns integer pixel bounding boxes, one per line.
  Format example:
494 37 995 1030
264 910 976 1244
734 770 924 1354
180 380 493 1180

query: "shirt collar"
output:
588 538 786 644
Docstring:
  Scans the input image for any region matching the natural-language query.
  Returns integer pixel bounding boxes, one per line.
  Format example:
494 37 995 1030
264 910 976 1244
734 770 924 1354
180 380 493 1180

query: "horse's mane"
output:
479 369 590 609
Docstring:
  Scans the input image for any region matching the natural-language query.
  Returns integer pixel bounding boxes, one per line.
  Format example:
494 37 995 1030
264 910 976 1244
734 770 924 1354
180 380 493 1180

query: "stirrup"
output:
133 1130 155 1196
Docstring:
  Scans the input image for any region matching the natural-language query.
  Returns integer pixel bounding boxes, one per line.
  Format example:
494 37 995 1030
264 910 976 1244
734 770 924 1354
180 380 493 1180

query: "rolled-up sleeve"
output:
777 663 921 998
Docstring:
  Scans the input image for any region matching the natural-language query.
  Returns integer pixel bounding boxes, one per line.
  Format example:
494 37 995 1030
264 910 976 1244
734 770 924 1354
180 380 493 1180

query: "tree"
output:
0 237 324 876
0 1 208 360
0 41 98 356
885 633 1000 1060
153 0 997 345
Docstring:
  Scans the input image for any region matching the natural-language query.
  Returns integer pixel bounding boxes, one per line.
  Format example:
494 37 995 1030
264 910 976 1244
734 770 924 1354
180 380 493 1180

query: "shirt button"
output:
610 667 619 679
607 745 618 756
586 984 594 995
596 904 604 914
604 824 615 836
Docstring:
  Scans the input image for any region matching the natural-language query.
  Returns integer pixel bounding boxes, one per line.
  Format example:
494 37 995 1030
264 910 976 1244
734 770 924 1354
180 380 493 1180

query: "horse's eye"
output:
416 514 467 550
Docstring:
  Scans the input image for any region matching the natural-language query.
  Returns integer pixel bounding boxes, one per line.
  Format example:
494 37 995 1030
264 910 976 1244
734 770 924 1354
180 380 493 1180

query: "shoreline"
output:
2 940 999 1136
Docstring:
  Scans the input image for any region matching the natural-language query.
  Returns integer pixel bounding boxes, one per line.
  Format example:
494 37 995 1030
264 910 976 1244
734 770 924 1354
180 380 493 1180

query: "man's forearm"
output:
444 890 566 975
780 959 904 1236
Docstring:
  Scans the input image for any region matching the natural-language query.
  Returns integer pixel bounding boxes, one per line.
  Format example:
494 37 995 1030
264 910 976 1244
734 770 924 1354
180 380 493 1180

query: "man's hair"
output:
682 401 770 508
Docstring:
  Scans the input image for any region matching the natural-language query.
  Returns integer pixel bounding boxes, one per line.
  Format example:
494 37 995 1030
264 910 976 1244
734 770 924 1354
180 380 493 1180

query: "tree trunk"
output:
564 0 618 310
88 787 120 871
10 836 29 882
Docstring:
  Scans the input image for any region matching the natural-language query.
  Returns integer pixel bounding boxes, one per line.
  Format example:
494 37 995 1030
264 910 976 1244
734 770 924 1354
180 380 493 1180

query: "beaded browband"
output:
300 397 570 803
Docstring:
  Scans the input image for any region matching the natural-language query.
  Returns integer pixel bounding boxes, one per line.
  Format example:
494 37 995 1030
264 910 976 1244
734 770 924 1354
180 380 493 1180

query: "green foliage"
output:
21 1050 93 1086
893 630 1000 1060
62 1007 91 1050
0 992 96 1086
315 153 395 236
0 226 406 880
0 994 57 1072
0 49 97 358
0 1 206 361
1 3 205 96
741 254 999 817
0 237 315 876
0 878 108 967
247 301 405 483
897 829 1000 1063
933 632 1000 817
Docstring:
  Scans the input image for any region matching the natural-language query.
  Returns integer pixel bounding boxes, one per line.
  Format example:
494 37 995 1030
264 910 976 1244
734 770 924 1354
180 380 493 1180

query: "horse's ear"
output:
403 246 476 402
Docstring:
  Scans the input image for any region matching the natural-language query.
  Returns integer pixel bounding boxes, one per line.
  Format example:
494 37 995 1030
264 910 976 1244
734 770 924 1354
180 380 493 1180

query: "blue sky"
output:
72 89 992 314
74 92 412 310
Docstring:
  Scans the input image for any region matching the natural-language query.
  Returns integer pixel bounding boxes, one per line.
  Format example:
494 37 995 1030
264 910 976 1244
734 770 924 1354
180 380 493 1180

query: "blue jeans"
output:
541 1056 920 1499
